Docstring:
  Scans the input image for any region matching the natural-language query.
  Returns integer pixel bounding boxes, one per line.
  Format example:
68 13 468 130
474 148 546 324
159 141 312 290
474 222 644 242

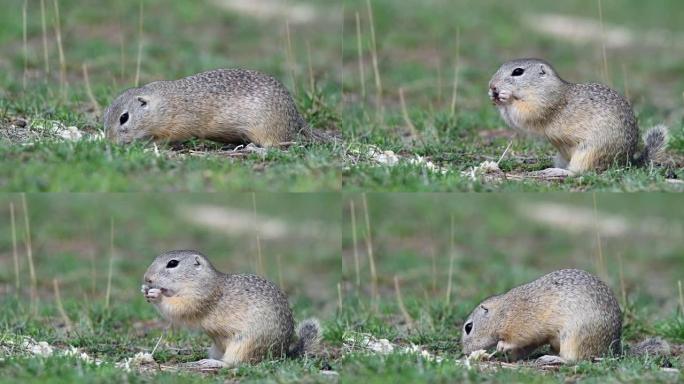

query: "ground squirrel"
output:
488 58 668 176
105 68 328 147
461 269 622 364
141 250 321 368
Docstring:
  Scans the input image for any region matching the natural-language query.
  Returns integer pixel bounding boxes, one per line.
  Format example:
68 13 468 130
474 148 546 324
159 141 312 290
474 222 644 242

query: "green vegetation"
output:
0 193 340 382
0 0 342 192
341 0 684 191
335 193 683 382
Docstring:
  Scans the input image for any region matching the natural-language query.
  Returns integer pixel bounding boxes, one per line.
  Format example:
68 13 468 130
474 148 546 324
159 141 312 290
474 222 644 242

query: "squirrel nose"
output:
490 85 499 98
144 276 153 284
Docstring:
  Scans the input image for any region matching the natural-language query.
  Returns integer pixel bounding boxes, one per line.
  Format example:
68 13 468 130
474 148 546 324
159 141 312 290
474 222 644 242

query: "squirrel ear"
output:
539 64 547 76
136 96 149 108
480 305 489 313
194 256 201 267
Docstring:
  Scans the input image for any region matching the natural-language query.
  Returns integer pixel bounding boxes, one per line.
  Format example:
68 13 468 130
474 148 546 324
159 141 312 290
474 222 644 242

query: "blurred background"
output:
341 0 684 181
342 193 684 343
0 0 342 126
343 0 684 120
0 193 340 338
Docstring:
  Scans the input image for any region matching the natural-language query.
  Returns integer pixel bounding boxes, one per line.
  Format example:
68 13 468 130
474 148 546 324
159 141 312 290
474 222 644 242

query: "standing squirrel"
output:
461 269 622 364
141 250 321 368
488 58 668 176
104 68 329 147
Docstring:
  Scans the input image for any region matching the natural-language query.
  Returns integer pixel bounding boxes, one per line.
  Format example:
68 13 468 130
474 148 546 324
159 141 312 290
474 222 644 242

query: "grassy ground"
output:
0 0 342 192
0 193 341 382
341 0 684 191
337 193 684 382
1 193 682 382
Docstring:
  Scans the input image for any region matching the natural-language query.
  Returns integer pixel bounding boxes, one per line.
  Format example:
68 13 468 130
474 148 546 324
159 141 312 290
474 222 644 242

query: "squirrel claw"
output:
536 355 566 365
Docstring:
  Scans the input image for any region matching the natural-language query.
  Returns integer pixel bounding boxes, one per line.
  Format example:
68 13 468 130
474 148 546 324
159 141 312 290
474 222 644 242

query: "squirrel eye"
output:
511 68 524 76
464 321 473 335
166 259 179 268
119 112 129 125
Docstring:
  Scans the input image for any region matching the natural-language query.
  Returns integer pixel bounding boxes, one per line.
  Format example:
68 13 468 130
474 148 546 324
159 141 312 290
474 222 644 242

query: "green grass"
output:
0 0 342 192
1 193 683 382
334 193 683 382
0 193 340 383
341 0 684 191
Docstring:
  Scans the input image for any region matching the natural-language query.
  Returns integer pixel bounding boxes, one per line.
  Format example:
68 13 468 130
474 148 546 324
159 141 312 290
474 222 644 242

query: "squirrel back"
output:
105 69 330 147
462 269 622 362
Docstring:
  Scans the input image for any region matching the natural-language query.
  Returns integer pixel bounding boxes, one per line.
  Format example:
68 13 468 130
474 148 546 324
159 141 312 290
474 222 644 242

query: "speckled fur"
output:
489 58 668 173
104 69 323 147
461 269 622 362
142 250 320 365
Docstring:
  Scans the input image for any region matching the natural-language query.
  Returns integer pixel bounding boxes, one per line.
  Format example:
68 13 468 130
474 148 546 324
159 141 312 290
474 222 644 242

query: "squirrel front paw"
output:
142 285 163 302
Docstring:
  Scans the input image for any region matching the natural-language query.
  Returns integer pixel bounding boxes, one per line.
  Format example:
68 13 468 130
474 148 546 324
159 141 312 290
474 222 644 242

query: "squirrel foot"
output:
188 359 229 370
536 355 566 365
528 167 574 179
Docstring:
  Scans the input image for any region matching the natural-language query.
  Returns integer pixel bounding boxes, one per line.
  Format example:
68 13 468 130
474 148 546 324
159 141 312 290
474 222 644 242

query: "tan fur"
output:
489 58 668 173
142 250 320 366
104 69 326 147
462 269 622 363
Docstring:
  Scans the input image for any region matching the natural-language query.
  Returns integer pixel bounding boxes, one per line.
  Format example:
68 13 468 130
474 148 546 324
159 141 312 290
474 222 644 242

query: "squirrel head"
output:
461 295 504 355
142 249 219 301
103 87 157 144
488 58 566 108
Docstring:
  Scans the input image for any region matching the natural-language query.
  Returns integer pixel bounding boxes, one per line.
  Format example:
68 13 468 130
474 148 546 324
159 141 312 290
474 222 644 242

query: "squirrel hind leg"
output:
567 148 600 174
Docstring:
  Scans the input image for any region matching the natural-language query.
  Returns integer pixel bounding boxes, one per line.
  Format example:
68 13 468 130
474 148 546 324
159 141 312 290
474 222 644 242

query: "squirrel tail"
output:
634 124 668 166
627 337 672 357
288 318 321 358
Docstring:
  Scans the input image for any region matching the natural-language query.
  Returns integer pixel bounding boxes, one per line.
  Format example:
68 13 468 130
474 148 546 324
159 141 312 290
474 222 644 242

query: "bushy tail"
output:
288 318 321 358
627 337 672 357
634 124 668 166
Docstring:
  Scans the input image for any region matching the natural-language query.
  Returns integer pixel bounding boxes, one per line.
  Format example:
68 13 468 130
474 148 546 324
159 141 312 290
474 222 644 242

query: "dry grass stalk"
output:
430 247 437 293
276 253 284 290
105 217 114 309
365 0 383 115
394 276 414 328
82 63 101 115
53 278 73 332
40 0 50 77
449 27 461 118
53 0 67 98
621 63 630 101
591 192 606 280
617 253 626 307
399 87 419 140
446 214 456 305
678 280 683 314
350 200 361 287
337 282 343 312
134 0 144 87
285 21 297 96
362 194 378 304
10 202 20 290
306 40 314 94
355 11 366 101
251 193 264 276
22 0 28 90
597 0 610 85
21 194 38 311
